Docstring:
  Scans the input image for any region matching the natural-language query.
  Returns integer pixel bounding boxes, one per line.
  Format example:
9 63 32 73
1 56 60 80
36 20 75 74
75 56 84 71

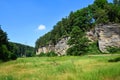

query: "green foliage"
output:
0 27 13 61
107 46 120 53
0 75 15 80
35 0 120 55
0 45 10 61
0 44 17 61
47 51 58 57
0 56 120 80
94 0 108 9
9 42 35 57
67 26 89 55
67 26 84 45
37 52 46 57
87 41 101 54
37 51 57 57
0 27 8 45
10 53 17 60
106 3 120 23
0 27 35 62
94 8 109 24
113 0 120 6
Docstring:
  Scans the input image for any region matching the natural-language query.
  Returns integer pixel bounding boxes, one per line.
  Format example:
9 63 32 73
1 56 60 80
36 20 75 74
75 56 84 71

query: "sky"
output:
0 0 113 47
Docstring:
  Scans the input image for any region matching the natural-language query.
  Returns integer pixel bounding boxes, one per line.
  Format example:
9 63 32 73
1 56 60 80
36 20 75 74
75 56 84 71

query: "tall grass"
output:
0 55 120 80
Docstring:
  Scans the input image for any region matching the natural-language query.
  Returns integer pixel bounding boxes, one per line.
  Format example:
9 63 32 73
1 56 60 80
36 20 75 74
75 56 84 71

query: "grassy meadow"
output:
0 55 120 80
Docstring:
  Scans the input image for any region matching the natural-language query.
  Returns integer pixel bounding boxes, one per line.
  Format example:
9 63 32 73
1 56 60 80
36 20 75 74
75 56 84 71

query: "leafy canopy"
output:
67 26 89 55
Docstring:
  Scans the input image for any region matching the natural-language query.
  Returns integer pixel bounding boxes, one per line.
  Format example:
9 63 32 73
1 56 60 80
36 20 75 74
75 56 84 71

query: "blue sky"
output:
0 0 113 47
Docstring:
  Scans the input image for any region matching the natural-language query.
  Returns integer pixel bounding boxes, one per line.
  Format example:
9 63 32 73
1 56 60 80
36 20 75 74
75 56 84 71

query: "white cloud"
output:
38 24 46 30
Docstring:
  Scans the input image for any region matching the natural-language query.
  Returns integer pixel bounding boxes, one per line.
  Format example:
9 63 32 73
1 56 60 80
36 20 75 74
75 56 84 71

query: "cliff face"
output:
36 45 55 55
36 23 120 55
95 23 120 52
55 37 70 56
36 37 69 56
87 23 120 52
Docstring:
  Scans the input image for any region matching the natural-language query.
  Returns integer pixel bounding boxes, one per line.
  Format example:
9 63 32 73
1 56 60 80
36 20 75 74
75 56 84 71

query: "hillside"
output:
0 55 120 80
9 42 35 57
0 27 35 61
35 0 120 55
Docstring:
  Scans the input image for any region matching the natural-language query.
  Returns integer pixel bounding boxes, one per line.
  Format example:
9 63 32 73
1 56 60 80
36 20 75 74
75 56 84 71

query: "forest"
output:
0 27 35 61
35 0 120 55
0 0 120 80
1 0 120 61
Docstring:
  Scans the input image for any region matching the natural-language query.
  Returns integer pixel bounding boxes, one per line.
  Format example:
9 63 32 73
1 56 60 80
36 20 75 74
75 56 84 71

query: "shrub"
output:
67 47 75 56
37 52 46 57
10 53 17 60
46 51 58 57
107 46 120 53
37 51 57 57
87 41 101 54
0 45 10 61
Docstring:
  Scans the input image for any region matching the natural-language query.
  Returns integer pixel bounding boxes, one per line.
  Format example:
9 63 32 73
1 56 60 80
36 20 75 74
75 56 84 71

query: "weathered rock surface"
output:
36 23 120 55
95 23 120 52
55 37 70 56
36 37 69 55
87 23 120 52
36 45 55 55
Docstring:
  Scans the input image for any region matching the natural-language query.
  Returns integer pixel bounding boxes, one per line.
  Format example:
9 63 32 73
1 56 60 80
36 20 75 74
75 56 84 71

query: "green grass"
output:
0 55 120 80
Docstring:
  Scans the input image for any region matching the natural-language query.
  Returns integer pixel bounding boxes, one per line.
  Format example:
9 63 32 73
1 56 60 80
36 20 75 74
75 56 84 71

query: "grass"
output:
0 55 120 80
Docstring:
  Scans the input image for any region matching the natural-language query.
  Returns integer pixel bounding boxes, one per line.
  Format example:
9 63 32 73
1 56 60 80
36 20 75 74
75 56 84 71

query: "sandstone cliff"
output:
36 23 120 55
95 23 120 52
87 23 120 53
36 37 69 55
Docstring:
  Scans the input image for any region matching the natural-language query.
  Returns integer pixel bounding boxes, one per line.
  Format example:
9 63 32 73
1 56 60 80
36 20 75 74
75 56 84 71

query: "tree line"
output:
0 27 35 62
35 0 120 55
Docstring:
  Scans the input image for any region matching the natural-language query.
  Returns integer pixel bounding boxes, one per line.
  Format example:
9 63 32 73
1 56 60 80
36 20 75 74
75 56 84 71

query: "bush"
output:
37 52 46 57
10 53 17 60
107 46 120 53
66 47 75 56
46 51 58 57
0 45 18 61
87 41 101 54
37 51 57 57
0 45 10 61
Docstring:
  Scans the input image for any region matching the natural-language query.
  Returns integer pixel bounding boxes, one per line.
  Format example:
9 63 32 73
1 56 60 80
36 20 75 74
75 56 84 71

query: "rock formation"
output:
87 23 120 52
36 23 120 55
95 23 120 52
55 37 70 56
36 37 69 55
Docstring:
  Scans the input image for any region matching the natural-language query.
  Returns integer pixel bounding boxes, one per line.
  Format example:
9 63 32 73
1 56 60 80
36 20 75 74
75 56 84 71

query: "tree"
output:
0 45 10 61
113 0 120 6
35 0 120 55
67 26 89 56
74 8 94 31
0 27 18 61
94 0 108 9
0 27 10 61
105 3 120 23
94 8 109 24
0 27 8 45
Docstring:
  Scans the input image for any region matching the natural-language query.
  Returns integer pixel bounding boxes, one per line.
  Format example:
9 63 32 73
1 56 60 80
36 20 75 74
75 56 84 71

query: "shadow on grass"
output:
108 57 120 62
